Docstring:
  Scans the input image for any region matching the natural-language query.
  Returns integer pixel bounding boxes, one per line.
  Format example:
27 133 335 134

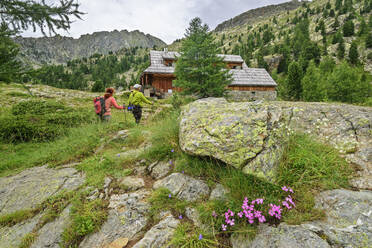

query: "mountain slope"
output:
214 0 303 32
14 29 166 65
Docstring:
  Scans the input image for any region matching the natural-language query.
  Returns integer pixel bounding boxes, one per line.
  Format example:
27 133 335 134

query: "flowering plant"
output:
218 186 295 231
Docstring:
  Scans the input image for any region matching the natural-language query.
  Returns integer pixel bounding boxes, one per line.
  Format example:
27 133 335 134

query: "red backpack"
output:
93 97 106 118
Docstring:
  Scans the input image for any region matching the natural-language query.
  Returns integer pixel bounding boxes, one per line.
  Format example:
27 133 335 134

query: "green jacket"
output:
128 90 152 107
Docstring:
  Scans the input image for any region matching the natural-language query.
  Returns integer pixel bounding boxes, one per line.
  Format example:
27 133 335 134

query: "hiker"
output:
128 84 152 124
101 87 124 121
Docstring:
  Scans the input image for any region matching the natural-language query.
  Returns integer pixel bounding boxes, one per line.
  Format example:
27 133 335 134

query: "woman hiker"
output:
102 87 124 121
128 84 152 124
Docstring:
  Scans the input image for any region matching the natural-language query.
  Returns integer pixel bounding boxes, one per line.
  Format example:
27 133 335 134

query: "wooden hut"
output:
140 50 277 100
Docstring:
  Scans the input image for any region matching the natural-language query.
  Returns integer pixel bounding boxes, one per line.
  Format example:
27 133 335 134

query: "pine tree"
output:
0 24 21 83
335 0 343 10
343 20 355 37
0 0 83 35
286 61 303 101
348 41 359 65
358 19 368 36
366 32 372 48
337 38 345 58
92 80 104 92
174 17 232 97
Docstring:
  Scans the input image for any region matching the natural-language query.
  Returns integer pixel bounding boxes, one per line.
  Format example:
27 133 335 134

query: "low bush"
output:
0 100 95 143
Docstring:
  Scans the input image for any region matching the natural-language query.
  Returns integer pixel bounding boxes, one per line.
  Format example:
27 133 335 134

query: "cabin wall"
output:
226 86 277 101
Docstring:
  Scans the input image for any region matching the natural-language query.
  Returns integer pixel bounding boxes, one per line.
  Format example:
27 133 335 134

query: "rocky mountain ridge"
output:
14 29 166 65
214 0 303 32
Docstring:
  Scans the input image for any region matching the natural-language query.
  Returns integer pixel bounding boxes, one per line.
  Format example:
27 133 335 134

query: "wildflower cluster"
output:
219 186 295 231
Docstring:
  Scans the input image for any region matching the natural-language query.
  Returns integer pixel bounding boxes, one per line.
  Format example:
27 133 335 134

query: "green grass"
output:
168 223 219 248
0 209 38 227
19 232 38 248
276 133 353 224
61 197 107 247
148 188 189 220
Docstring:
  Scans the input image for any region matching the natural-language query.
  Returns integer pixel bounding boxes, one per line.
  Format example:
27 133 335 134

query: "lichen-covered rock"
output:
120 176 145 191
0 213 43 248
149 161 172 179
0 165 85 215
247 223 331 248
153 173 210 202
31 206 72 248
132 212 179 248
180 98 372 184
306 189 372 247
79 190 150 248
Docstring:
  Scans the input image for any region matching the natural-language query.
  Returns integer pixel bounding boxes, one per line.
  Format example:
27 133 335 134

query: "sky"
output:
21 0 289 44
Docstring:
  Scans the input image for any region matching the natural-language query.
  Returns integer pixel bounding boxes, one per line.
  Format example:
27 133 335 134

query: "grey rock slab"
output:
31 205 72 248
0 213 42 248
0 165 85 215
79 189 151 248
230 232 253 248
153 173 210 202
120 176 145 191
149 161 172 179
209 183 230 201
248 223 331 248
132 212 180 248
308 189 372 247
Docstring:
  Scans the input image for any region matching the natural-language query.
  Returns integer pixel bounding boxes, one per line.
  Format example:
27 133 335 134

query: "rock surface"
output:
307 189 372 247
148 161 172 179
0 213 43 248
120 176 145 191
180 98 372 185
132 212 179 248
247 223 331 248
80 190 150 248
31 206 72 248
153 173 210 202
0 165 85 215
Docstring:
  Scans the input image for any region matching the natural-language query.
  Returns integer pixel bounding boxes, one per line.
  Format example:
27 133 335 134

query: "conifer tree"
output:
337 38 345 58
343 20 355 37
0 0 82 35
174 17 232 97
358 19 368 36
0 24 21 83
286 61 303 101
348 41 359 65
366 32 372 48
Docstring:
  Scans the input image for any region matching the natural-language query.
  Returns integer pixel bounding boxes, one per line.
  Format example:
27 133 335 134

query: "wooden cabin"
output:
140 50 277 100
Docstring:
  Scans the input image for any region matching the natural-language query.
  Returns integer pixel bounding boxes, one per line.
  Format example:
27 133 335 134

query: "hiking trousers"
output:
132 105 142 124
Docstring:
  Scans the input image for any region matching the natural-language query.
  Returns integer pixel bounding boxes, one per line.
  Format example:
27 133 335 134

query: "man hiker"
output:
128 84 152 124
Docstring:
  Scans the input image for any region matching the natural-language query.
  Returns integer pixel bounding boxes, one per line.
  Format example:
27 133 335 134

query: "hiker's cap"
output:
133 84 141 89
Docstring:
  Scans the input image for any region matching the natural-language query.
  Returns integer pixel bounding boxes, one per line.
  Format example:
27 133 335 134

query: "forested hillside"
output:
170 0 372 105
30 47 151 91
214 0 372 104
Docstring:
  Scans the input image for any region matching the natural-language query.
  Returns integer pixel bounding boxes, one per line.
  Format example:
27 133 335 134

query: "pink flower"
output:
222 224 227 231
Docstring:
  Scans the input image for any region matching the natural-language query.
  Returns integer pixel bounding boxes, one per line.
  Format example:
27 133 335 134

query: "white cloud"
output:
20 0 288 44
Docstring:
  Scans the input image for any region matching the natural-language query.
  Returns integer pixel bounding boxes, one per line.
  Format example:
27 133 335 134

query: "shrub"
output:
0 100 95 143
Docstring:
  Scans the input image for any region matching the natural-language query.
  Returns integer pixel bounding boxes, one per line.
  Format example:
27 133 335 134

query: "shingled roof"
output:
144 50 277 87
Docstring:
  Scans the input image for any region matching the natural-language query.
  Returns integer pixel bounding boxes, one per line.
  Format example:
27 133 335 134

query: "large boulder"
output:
180 98 372 186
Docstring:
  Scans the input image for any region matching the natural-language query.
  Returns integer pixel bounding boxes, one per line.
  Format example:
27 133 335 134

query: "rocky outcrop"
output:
153 173 210 202
80 190 151 248
231 189 372 248
0 165 84 215
180 98 372 187
132 212 179 248
14 29 166 65
0 213 43 248
31 206 72 248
